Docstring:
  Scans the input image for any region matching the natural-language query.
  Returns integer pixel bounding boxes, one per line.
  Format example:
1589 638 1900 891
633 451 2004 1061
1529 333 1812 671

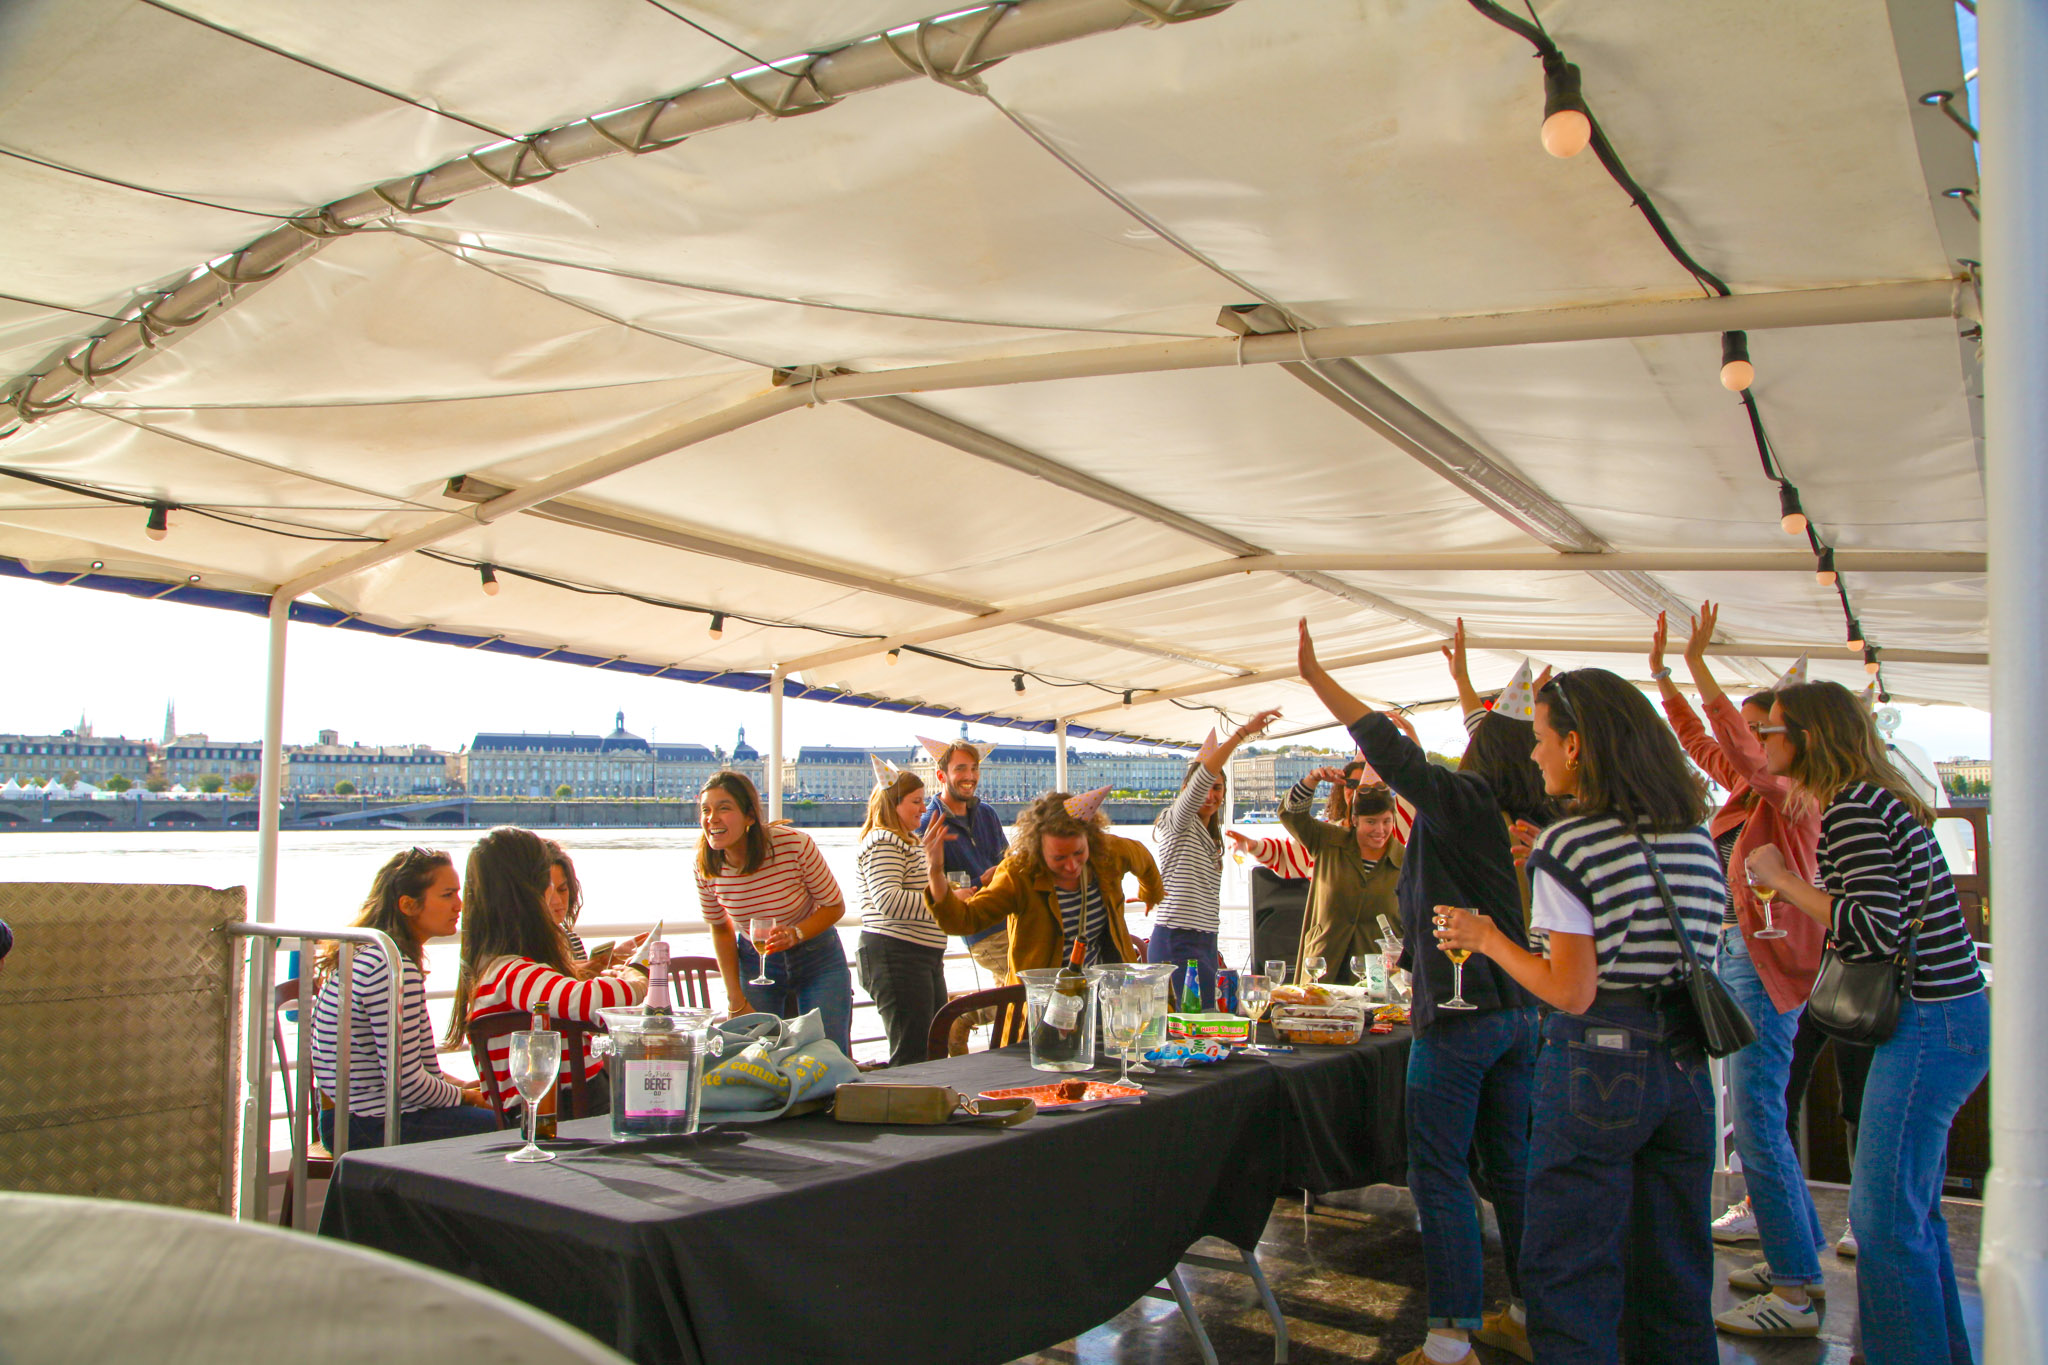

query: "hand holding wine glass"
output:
1431 905 1489 1010
1744 842 1793 940
748 916 777 986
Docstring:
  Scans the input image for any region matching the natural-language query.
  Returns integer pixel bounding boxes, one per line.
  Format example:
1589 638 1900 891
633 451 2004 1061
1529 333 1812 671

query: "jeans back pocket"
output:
1565 1041 1647 1132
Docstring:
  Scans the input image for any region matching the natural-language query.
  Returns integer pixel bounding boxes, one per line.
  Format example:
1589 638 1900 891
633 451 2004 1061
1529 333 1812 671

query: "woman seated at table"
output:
446 826 648 1115
856 762 949 1067
697 771 854 1051
311 847 496 1148
922 788 1163 1000
541 839 589 965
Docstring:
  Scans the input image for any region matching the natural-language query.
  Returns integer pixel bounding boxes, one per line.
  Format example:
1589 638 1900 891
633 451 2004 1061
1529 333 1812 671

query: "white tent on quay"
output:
0 0 2040 1346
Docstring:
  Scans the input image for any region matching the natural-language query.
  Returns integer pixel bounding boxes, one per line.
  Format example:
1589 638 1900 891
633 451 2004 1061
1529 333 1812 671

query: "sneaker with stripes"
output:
1727 1261 1826 1300
1715 1291 1820 1338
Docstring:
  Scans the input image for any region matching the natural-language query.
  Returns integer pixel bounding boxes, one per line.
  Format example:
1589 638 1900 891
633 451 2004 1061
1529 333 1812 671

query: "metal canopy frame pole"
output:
1054 718 1068 792
768 667 786 821
235 591 292 1220
1981 0 2047 1357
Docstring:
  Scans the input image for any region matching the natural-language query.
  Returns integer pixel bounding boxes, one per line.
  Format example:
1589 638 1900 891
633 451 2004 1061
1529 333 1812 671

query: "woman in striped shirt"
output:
855 768 948 1067
313 848 496 1148
446 827 648 1115
697 771 852 1051
1149 709 1279 1008
1435 667 1724 1365
1746 681 1986 1365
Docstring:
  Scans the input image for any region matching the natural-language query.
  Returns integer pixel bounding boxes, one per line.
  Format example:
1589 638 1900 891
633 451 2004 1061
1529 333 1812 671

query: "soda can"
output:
1217 968 1240 1015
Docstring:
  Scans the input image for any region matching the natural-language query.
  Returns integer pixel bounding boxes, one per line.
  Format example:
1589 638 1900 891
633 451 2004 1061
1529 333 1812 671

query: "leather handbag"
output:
1636 836 1757 1058
1806 883 1926 1044
831 1082 1035 1127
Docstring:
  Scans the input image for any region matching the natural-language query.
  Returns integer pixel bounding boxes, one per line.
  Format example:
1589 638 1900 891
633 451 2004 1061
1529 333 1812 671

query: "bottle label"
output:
1043 990 1083 1031
624 1059 693 1117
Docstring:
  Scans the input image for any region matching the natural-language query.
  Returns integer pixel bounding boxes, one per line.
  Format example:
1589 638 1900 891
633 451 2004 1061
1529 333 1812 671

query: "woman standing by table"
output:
1150 710 1278 1008
697 771 853 1051
1746 681 1987 1365
856 764 948 1067
1432 666 1724 1365
1280 770 1402 985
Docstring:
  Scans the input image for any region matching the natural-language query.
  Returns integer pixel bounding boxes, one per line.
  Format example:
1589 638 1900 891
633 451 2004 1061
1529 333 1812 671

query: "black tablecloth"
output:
321 1032 1409 1365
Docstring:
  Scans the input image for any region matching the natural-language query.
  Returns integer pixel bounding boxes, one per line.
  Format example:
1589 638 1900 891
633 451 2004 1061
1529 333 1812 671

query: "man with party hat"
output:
921 785 1162 1013
913 733 1012 988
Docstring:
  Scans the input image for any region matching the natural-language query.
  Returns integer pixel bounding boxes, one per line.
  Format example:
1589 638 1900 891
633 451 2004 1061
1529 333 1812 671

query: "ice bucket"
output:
590 1005 722 1138
1018 967 1096 1072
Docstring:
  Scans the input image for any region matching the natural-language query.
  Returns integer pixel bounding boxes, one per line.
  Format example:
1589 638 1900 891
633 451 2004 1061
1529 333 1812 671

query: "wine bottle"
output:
528 1004 559 1140
1377 912 1401 944
1042 933 1088 1032
618 941 693 1137
1181 958 1202 1012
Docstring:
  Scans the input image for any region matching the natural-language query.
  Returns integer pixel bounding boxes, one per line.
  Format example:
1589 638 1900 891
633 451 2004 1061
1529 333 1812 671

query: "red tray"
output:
978 1081 1144 1109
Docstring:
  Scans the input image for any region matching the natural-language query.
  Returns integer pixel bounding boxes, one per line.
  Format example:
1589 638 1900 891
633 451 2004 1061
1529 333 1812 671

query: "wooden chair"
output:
272 977 332 1227
926 984 1027 1060
670 955 718 1009
466 1012 597 1130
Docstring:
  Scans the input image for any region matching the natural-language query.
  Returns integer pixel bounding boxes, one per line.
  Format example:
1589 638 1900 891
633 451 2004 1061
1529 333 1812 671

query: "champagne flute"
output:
506 1029 562 1163
1102 983 1147 1091
1241 974 1272 1054
1435 905 1478 1010
1751 884 1788 940
748 916 776 986
1303 955 1328 986
1263 959 1288 989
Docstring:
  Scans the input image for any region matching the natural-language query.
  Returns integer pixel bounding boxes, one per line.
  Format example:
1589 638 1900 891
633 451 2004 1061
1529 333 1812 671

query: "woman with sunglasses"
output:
1431 664 1724 1365
1746 682 1986 1365
1649 606 1830 1335
1298 622 1547 1365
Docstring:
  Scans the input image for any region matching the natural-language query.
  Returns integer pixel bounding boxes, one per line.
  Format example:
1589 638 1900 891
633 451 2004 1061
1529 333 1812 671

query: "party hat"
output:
918 734 996 762
1063 786 1111 822
1491 660 1537 723
1771 655 1809 692
869 753 903 785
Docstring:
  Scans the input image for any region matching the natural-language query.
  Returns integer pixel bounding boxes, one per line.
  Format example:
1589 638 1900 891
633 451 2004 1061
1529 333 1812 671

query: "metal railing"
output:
227 922 403 1228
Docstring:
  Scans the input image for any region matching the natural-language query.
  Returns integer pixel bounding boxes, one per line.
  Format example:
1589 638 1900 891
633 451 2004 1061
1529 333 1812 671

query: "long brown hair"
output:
859 770 925 841
316 846 450 976
1461 713 1563 828
1538 668 1708 833
541 838 583 926
444 827 575 1045
1163 761 1224 847
696 770 772 877
1774 680 1934 826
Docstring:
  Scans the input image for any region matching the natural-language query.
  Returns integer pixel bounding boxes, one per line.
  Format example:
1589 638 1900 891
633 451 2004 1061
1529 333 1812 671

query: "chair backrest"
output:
926 984 1028 1060
466 1012 596 1129
670 955 718 1010
272 978 324 1157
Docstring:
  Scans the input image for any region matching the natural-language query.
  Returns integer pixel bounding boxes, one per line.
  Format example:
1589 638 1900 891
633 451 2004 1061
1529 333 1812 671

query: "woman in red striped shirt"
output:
697 772 852 1051
446 826 648 1113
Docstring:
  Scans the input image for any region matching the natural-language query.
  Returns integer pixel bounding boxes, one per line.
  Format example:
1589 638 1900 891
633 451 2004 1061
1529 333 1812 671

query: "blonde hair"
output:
1775 681 1934 826
859 770 925 841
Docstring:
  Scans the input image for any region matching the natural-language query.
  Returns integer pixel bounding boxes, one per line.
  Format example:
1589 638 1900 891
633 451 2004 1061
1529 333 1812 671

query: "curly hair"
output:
1007 791 1108 881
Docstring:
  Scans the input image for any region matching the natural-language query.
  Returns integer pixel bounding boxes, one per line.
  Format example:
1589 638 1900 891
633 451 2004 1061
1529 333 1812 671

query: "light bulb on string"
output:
1845 617 1865 652
1814 547 1837 587
707 613 724 640
1540 55 1592 158
1778 484 1807 536
886 648 900 666
1122 690 1133 708
478 564 499 596
1864 646 1881 676
1720 331 1754 391
89 560 103 571
1012 674 1026 694
144 503 169 541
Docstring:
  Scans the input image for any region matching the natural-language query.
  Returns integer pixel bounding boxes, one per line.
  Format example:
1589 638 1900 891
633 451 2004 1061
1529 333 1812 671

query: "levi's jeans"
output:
1851 989 1989 1365
1405 1005 1536 1329
1521 1002 1718 1365
735 931 854 1054
1720 928 1825 1283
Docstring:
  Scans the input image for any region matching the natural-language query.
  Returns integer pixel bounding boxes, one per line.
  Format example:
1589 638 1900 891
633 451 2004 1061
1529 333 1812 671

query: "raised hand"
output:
1236 707 1282 743
1385 710 1419 743
1686 600 1720 662
1297 618 1322 677
1224 829 1255 854
1307 766 1350 786
1649 610 1669 674
1441 617 1467 677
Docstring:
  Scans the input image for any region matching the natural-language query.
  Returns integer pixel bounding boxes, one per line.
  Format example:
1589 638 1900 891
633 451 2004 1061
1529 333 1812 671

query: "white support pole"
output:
1981 1 2048 1358
1054 718 1069 792
768 667 785 822
236 591 290 1221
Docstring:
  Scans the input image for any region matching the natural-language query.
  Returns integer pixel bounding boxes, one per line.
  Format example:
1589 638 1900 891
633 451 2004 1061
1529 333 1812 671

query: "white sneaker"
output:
1711 1195 1759 1244
1715 1291 1821 1338
1728 1260 1826 1300
1835 1221 1858 1259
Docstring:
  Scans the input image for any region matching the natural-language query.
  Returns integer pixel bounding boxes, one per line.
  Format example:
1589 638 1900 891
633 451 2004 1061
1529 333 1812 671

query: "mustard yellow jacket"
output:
927 833 1165 981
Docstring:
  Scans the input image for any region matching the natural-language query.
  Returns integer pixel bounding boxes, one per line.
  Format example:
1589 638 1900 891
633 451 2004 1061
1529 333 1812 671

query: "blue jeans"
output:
1147 925 1217 1010
318 1103 499 1150
1406 1006 1537 1328
1851 990 1989 1365
735 931 854 1054
1522 1002 1718 1365
1720 929 1825 1282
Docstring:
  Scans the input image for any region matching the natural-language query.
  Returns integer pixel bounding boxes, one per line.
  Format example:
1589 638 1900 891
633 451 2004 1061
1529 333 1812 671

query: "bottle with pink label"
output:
594 941 720 1137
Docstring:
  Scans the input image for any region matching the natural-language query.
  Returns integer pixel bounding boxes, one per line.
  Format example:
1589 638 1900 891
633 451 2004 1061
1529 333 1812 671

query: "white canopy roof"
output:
0 0 1985 744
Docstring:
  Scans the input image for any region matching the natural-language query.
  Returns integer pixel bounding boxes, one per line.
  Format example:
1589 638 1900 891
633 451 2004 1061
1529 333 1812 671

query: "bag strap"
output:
955 1096 1036 1126
1632 833 1703 980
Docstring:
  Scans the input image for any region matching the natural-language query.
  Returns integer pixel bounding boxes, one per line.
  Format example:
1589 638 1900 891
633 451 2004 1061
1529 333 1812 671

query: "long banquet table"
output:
320 1031 1410 1365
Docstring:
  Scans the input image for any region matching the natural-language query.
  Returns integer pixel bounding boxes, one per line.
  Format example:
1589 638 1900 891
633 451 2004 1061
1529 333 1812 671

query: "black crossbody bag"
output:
1635 836 1757 1058
1806 881 1925 1045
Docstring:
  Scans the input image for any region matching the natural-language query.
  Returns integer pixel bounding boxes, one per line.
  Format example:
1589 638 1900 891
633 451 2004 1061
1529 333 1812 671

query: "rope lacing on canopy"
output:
879 5 1012 95
722 55 839 119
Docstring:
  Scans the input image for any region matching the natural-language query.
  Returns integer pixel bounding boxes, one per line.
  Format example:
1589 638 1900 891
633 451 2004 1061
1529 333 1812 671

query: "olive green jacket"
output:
1280 796 1404 980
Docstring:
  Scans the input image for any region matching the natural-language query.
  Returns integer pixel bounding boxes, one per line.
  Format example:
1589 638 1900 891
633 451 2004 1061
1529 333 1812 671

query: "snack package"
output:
1167 1011 1251 1043
1271 1001 1366 1046
1270 983 1334 1007
1142 1038 1229 1067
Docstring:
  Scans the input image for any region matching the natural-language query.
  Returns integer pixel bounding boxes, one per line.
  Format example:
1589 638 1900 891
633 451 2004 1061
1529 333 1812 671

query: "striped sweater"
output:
1153 766 1223 933
857 827 946 949
311 950 460 1117
1819 782 1983 1001
697 824 843 934
1527 815 1723 991
466 955 644 1110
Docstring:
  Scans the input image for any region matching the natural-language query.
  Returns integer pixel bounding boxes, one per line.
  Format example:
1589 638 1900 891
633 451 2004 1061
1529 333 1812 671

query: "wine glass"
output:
1102 982 1148 1091
748 916 776 986
1435 905 1478 1010
1263 959 1288 989
1751 884 1788 940
1303 955 1328 986
1349 953 1371 990
1240 974 1272 1054
506 1029 562 1163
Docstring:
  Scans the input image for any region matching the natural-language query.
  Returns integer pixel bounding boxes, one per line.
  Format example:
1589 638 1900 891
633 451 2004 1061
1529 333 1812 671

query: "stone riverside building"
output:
0 725 151 786
462 714 757 798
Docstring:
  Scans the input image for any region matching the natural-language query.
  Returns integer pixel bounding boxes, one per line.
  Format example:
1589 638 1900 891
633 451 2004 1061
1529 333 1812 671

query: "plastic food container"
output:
1271 1003 1366 1046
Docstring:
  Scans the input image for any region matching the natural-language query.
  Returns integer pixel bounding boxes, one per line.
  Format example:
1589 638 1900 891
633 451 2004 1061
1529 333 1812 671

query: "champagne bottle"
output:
1376 912 1401 945
618 941 693 1136
529 1004 557 1140
1042 933 1088 1032
1181 958 1202 1012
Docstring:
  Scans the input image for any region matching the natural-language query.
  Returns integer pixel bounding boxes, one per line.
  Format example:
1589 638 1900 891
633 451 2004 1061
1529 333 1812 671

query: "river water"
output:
3 825 1261 1061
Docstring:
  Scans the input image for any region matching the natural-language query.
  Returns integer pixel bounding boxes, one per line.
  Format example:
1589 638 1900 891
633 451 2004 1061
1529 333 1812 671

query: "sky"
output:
2 574 1990 766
